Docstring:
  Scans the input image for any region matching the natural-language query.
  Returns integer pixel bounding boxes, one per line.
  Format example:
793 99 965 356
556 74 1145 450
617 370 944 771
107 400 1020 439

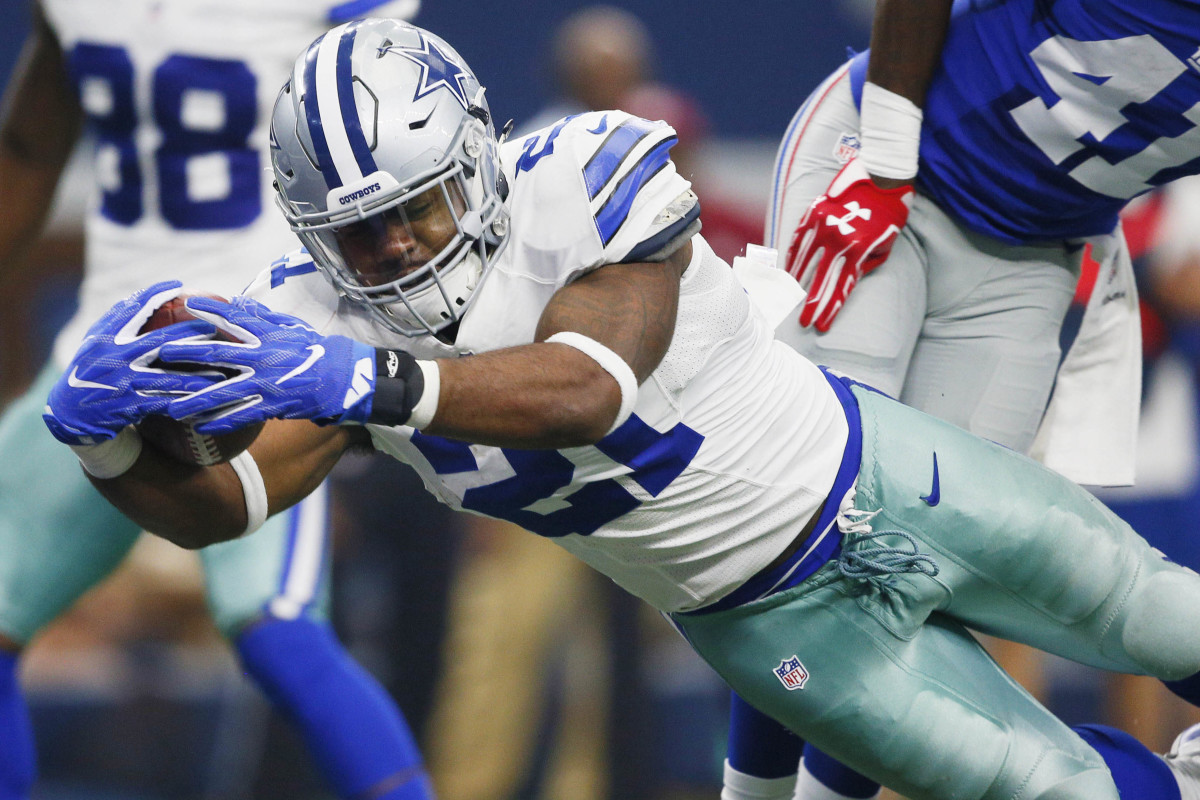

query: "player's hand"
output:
785 158 914 332
160 296 377 432
42 281 220 445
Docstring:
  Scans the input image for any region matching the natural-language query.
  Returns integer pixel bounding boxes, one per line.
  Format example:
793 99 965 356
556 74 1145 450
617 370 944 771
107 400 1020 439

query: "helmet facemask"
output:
270 19 510 338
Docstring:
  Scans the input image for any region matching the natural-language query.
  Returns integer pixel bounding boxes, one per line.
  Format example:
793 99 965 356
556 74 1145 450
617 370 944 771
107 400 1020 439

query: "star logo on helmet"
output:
382 33 472 110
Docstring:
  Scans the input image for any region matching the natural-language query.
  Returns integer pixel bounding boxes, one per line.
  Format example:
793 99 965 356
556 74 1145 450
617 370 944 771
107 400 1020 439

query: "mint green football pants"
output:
674 385 1200 800
0 365 330 645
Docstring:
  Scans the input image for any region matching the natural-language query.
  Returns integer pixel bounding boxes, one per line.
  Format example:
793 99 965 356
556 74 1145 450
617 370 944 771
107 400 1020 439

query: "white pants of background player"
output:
767 68 1082 454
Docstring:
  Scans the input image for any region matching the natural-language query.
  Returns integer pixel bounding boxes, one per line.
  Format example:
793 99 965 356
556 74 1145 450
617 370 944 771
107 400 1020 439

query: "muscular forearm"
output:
421 246 688 449
87 447 250 549
87 420 359 549
858 0 953 189
428 342 623 448
865 0 954 106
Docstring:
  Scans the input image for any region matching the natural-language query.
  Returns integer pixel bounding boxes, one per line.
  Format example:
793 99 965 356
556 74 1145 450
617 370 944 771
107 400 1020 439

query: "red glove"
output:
785 158 914 332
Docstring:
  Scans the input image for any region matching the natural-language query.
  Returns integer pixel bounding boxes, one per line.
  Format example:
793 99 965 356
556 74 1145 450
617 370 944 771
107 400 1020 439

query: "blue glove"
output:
160 296 377 433
43 281 220 445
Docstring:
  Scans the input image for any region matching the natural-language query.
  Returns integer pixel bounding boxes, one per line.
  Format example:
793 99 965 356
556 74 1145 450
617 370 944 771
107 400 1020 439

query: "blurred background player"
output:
517 4 651 136
0 2 434 799
723 0 1200 798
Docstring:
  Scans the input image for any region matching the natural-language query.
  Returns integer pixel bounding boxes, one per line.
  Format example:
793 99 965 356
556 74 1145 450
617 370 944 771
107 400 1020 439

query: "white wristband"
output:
407 359 441 429
859 81 923 181
721 760 797 800
71 425 143 479
228 450 269 536
546 331 638 434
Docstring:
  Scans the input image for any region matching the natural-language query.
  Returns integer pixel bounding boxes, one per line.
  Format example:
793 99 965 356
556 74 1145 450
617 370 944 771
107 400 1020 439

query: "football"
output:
136 293 263 466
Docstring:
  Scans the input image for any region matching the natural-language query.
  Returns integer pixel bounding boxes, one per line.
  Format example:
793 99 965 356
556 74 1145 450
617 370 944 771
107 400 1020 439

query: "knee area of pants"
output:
1120 570 1200 679
1014 769 1120 800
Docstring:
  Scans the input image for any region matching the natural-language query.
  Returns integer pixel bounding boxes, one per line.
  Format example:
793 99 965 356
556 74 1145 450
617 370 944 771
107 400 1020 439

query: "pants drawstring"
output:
834 493 940 581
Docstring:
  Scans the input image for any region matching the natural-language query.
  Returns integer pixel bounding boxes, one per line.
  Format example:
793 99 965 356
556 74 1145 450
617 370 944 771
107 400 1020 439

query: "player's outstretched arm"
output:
87 419 364 550
432 241 690 448
39 281 365 549
162 241 691 450
0 6 82 271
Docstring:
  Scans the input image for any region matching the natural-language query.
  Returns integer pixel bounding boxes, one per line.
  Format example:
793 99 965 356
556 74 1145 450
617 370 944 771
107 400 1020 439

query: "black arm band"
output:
368 348 425 426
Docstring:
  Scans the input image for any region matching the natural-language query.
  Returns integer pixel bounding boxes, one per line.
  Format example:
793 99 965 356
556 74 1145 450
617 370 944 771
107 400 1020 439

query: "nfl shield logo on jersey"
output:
833 133 861 164
774 655 810 690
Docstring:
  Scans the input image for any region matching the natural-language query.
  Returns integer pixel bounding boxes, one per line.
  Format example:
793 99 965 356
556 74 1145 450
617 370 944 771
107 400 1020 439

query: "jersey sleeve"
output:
574 111 699 265
240 248 342 333
504 110 700 285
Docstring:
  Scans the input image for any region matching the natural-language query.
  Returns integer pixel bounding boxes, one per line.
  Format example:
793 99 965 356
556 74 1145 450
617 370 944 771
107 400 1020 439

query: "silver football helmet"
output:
270 19 510 336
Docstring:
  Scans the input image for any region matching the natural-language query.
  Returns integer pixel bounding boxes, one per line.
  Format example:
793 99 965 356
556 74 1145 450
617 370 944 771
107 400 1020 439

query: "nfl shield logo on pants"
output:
774 655 810 690
833 133 861 164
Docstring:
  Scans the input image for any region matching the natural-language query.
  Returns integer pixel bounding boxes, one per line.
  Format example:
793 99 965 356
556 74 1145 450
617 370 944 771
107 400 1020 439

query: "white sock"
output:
722 760 798 800
794 759 881 800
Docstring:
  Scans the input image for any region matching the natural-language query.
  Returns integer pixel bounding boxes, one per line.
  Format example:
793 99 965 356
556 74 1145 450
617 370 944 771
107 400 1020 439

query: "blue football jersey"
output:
850 0 1200 243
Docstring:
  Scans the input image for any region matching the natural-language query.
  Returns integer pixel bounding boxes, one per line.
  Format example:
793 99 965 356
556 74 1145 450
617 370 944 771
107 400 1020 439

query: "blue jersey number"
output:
515 115 578 174
411 415 704 537
69 44 260 229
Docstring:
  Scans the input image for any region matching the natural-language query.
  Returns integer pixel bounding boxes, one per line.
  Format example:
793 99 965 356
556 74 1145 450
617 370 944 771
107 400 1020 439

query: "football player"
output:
0 3 432 799
42 19 1200 800
729 0 1200 796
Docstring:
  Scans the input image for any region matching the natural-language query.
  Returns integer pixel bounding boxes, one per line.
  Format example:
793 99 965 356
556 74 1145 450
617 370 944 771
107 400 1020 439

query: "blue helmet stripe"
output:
302 34 342 189
336 20 378 178
594 136 677 245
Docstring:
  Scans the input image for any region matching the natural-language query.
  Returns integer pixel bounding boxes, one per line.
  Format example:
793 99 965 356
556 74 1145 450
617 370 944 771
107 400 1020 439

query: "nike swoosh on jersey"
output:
920 452 940 507
67 367 118 391
276 344 325 385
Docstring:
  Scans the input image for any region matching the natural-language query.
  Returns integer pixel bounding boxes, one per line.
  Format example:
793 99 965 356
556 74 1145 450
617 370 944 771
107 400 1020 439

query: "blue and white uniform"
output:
739 3 1200 796
249 110 851 612
766 0 1196 472
873 0 1200 243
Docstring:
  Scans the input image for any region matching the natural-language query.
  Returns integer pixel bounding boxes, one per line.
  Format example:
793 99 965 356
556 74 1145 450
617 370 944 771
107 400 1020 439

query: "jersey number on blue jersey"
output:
69 44 260 230
1010 35 1200 198
411 415 703 537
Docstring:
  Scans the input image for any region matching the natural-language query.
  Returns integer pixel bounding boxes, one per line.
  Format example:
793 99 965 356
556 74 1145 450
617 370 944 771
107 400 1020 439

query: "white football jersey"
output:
43 0 419 367
245 111 850 612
